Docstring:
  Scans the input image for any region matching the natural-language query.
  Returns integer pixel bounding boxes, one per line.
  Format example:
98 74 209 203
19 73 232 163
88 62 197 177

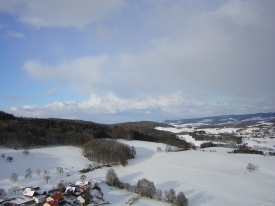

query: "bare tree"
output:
124 183 131 191
6 156 13 162
80 174 86 181
131 146 136 158
57 182 65 192
10 173 18 183
23 149 30 156
105 168 118 186
36 169 41 176
44 175 51 183
246 163 256 172
154 189 163 201
8 186 20 195
168 188 176 203
166 145 172 153
136 178 156 198
157 147 162 152
8 188 13 195
56 167 64 176
44 170 48 175
25 168 32 179
175 191 188 206
0 188 6 199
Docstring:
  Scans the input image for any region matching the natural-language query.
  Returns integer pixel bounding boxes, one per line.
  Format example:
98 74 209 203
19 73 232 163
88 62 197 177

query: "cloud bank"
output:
0 0 124 29
9 91 275 123
23 0 275 97
2 0 275 123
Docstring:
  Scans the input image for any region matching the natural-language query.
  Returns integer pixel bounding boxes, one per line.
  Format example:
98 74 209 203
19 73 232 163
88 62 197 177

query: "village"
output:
0 161 114 206
236 126 275 138
0 178 109 206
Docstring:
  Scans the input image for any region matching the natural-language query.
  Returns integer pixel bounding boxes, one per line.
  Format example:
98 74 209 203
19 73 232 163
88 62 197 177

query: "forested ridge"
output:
0 111 187 150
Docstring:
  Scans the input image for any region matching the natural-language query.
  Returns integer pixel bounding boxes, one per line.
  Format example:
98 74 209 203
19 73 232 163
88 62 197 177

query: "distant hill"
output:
164 112 275 124
0 111 187 150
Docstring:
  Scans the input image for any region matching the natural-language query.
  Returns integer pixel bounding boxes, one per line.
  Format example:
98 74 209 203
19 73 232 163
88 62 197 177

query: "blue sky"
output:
0 0 274 124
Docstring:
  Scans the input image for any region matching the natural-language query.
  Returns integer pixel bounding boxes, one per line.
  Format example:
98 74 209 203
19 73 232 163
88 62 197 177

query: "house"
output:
33 195 47 204
23 188 36 198
65 187 76 195
32 186 40 190
43 200 58 206
80 185 90 192
77 196 85 206
11 196 35 206
77 186 93 205
46 193 64 205
75 180 90 186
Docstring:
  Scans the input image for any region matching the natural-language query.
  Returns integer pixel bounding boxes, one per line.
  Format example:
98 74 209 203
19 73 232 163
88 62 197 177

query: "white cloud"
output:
43 88 58 97
0 0 125 29
8 91 275 123
6 30 25 38
23 55 108 94
96 24 121 41
22 0 275 99
7 0 275 122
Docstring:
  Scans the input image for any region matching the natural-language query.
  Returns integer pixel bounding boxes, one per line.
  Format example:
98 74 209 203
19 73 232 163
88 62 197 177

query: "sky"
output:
0 0 275 124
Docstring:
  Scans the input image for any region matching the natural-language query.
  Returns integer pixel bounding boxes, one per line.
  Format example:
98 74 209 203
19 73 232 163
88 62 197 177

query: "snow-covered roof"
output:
75 180 89 186
11 196 35 205
23 188 36 197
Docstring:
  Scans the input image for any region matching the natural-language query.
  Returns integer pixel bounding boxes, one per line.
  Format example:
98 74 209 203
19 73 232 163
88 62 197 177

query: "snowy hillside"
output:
164 112 275 124
1 139 275 205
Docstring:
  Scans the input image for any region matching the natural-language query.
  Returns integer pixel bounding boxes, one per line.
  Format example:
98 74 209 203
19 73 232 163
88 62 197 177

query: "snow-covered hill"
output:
164 112 275 124
1 139 275 206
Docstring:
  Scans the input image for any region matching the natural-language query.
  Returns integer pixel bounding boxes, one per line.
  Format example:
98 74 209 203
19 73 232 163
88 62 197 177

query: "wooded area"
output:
82 139 136 166
0 111 188 150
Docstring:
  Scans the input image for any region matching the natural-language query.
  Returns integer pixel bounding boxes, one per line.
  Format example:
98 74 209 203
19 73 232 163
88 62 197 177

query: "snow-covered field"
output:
155 124 240 134
1 139 275 206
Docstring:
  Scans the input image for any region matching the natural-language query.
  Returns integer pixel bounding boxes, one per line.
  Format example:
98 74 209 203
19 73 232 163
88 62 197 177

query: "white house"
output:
33 195 47 204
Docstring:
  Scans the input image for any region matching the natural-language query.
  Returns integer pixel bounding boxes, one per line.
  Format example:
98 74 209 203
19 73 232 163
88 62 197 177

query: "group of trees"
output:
112 122 188 149
2 150 30 164
9 168 53 185
105 168 188 205
189 131 242 145
229 144 265 155
56 167 64 175
82 139 136 166
0 186 22 198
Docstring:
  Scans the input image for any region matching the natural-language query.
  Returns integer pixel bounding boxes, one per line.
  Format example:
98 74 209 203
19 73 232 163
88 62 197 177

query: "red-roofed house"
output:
43 200 58 206
46 193 64 205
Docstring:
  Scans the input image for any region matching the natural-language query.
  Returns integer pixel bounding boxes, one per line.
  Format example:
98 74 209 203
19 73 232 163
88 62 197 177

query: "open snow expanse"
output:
155 125 241 134
1 140 275 206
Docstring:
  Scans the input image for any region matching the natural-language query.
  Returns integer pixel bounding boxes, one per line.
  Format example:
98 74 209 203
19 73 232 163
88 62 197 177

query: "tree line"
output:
0 111 187 151
105 168 188 206
189 131 242 144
